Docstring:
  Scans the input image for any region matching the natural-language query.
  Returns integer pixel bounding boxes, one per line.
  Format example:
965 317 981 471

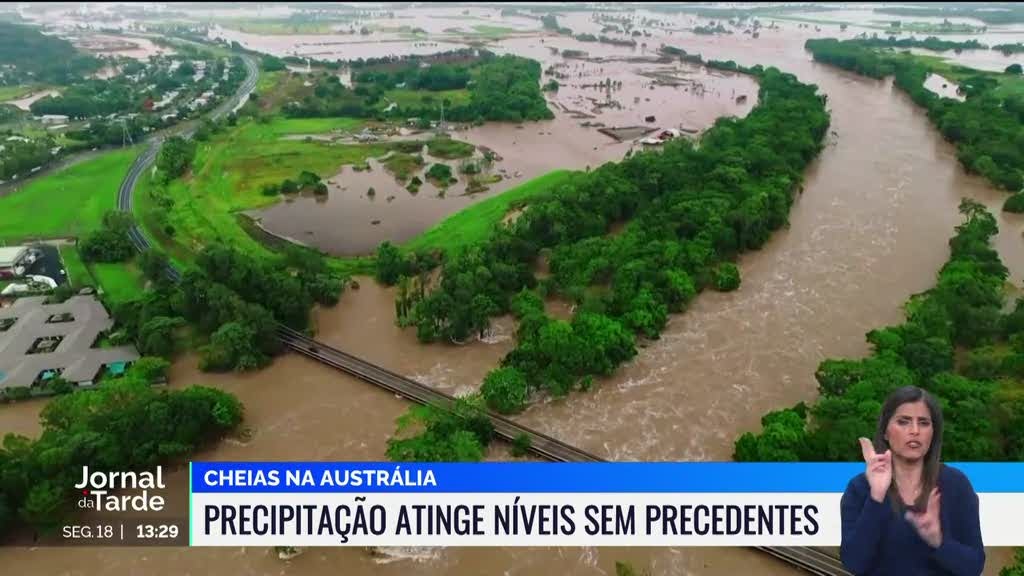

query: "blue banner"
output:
190 462 1024 493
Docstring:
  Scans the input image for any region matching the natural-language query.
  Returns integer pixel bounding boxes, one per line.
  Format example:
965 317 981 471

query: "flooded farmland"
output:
2 3 1023 576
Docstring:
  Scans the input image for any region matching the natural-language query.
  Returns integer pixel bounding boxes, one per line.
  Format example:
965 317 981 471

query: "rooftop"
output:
0 246 29 267
0 295 138 389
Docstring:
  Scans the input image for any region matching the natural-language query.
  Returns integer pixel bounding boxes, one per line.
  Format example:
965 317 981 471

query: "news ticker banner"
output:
184 462 1024 547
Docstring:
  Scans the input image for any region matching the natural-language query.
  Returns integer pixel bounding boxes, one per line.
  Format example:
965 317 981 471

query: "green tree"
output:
1001 549 1024 576
138 250 170 283
156 136 197 182
481 367 529 413
713 262 741 291
375 241 407 285
137 316 185 357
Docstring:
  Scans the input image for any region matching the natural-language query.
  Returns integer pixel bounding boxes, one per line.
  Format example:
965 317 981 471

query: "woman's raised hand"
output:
859 437 892 503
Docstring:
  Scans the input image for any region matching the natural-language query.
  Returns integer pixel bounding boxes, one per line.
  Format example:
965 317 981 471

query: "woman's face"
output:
885 400 934 462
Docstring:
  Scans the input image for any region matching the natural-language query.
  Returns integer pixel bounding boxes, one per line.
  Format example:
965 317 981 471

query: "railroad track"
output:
111 50 850 576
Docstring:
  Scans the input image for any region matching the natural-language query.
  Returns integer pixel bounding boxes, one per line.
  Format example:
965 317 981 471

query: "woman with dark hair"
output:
840 385 985 575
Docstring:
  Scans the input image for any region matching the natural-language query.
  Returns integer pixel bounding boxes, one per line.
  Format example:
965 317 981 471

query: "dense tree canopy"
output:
286 51 552 122
156 136 197 182
0 22 100 85
849 34 986 52
0 369 241 539
78 211 136 263
384 65 828 420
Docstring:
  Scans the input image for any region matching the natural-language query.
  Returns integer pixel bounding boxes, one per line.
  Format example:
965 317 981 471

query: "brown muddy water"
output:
251 32 756 255
3 7 1024 576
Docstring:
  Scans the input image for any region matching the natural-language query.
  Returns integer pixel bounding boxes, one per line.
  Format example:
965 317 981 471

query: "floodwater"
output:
923 73 965 100
211 26 472 60
4 89 61 111
252 32 755 255
3 6 1024 576
252 143 527 256
75 35 172 60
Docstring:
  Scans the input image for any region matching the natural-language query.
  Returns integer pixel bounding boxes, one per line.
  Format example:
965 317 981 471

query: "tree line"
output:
285 53 553 123
104 238 346 372
380 64 829 458
806 38 1024 208
849 34 986 52
30 55 246 122
0 364 242 539
736 200 1024 462
0 22 100 86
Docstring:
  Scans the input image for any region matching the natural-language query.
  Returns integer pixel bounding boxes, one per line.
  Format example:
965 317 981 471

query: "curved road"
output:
117 53 258 282
113 52 848 576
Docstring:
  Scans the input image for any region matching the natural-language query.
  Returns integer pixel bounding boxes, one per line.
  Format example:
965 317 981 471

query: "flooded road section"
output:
3 8 1024 576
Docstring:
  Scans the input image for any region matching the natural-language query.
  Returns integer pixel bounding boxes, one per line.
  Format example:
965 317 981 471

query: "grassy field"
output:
0 147 140 242
251 72 315 114
255 70 281 94
427 136 475 159
254 116 366 137
134 169 196 270
91 261 146 304
381 88 471 111
58 244 93 289
383 152 424 181
0 84 40 102
402 169 573 255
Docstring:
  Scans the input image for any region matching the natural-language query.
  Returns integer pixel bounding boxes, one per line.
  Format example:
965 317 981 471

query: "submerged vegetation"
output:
383 64 829 456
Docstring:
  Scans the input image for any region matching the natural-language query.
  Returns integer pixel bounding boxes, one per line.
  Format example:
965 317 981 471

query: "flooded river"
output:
2 6 1022 576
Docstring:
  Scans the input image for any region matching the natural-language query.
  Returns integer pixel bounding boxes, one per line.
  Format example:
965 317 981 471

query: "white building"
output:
0 246 31 279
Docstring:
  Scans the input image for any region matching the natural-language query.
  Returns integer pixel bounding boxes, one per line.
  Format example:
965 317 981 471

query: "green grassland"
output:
381 88 471 111
253 116 367 137
426 136 475 159
58 244 93 289
250 72 315 114
402 169 573 255
0 147 140 242
254 70 281 94
383 152 424 181
90 261 146 304
60 241 146 303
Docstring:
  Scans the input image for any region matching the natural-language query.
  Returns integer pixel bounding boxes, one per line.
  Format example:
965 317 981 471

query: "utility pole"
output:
120 118 133 147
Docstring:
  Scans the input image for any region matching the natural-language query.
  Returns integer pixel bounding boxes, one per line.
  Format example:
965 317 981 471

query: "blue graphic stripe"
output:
189 462 1024 493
